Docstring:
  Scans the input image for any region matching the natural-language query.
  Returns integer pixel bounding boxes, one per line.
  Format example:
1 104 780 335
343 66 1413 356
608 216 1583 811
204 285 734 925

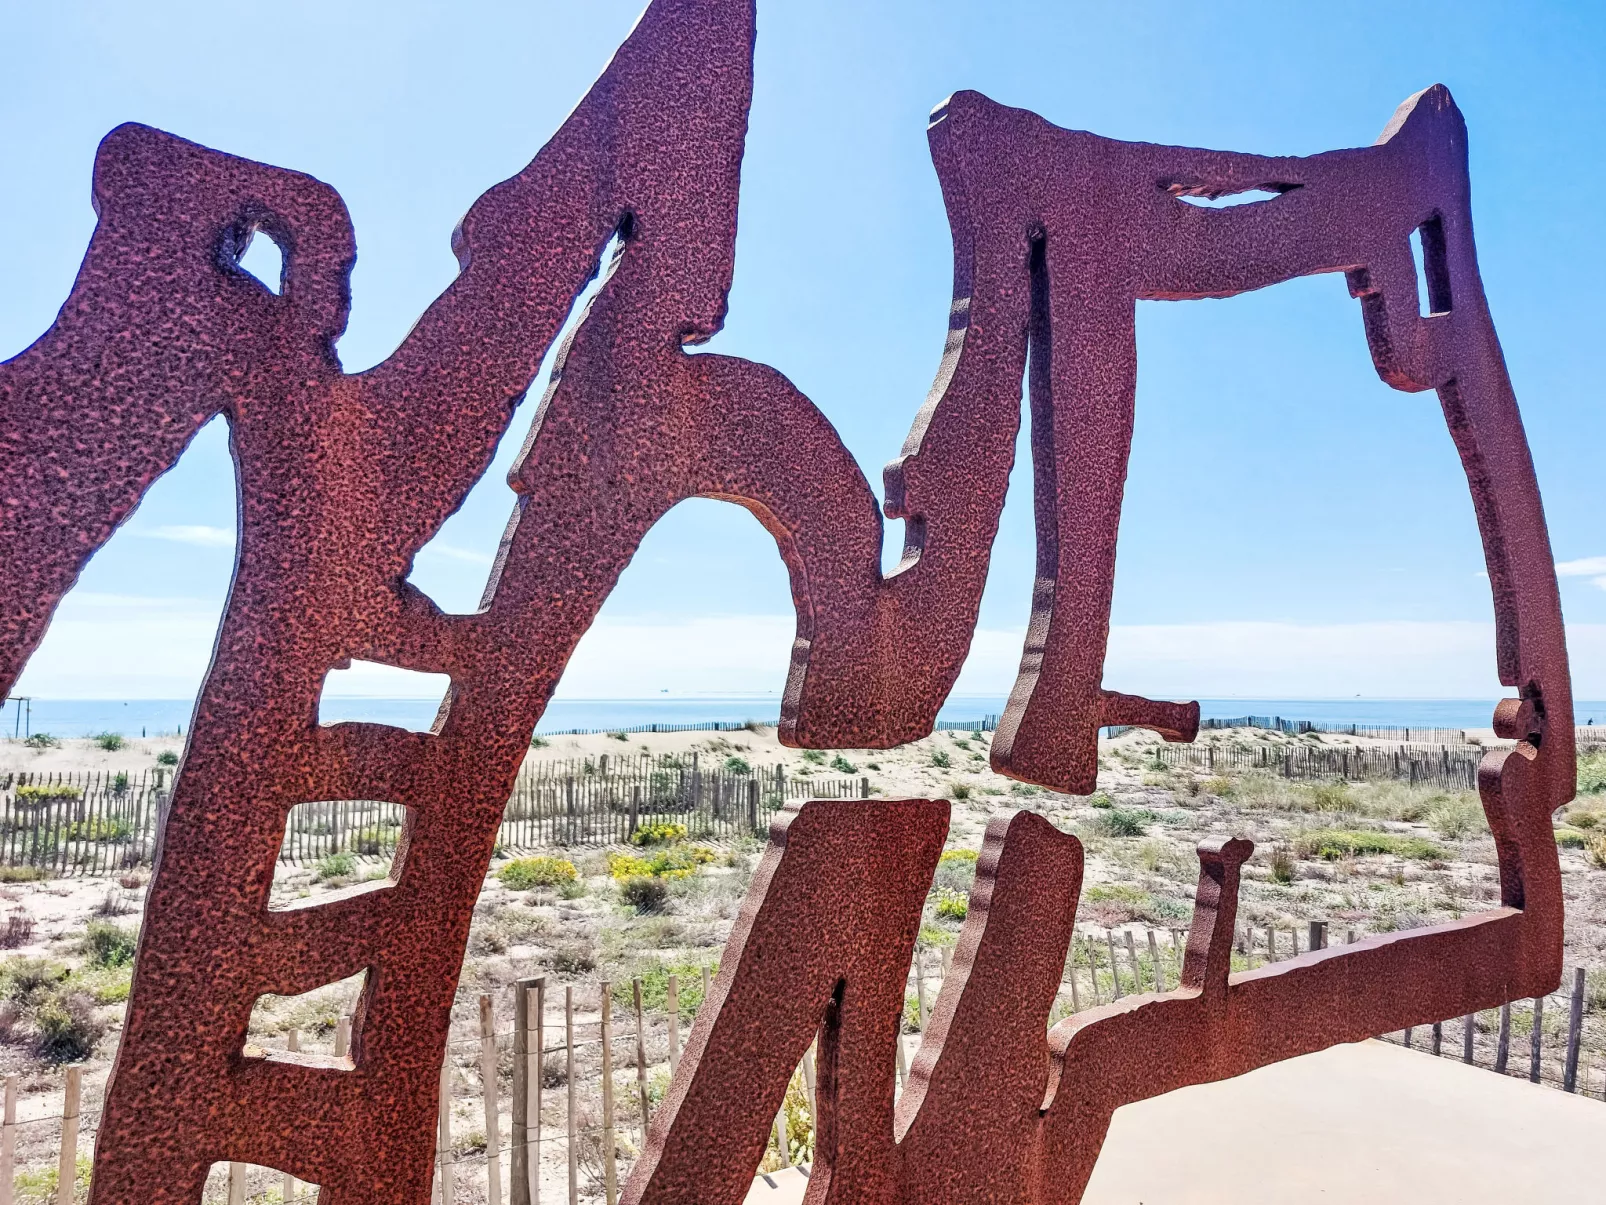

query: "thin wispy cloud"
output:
136 524 236 548
1556 556 1606 591
418 543 495 566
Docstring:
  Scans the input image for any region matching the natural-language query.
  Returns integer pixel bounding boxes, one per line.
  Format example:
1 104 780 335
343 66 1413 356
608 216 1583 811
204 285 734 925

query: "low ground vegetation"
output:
0 727 1602 1198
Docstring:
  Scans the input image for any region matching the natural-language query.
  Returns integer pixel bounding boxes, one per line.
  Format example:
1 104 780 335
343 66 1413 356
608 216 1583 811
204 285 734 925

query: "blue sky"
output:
3 0 1603 702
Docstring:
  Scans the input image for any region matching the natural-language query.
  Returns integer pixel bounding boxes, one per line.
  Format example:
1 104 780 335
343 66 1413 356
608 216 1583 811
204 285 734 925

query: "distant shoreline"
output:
4 695 1603 740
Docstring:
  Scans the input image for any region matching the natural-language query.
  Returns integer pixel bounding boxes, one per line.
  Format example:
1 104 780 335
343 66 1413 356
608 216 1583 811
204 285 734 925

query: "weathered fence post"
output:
437 1052 455 1205
1 1074 15 1205
1081 936 1100 1006
600 984 618 1205
632 979 650 1143
1431 1020 1442 1056
913 948 928 1030
800 1045 818 1126
666 974 681 1073
1124 930 1142 993
628 787 640 840
1564 968 1585 1092
1463 1014 1475 1064
480 995 503 1205
511 977 541 1205
747 781 759 833
565 987 577 1205
860 776 870 799
1146 929 1163 991
1529 996 1544 1083
773 1099 791 1168
1308 921 1327 950
1106 931 1123 999
1495 1002 1511 1073
284 1031 301 1201
58 1066 80 1205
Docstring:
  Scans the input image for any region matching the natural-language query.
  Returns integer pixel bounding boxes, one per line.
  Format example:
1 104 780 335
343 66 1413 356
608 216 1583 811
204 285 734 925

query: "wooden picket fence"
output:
1140 741 1485 790
7 924 1598 1205
0 759 867 875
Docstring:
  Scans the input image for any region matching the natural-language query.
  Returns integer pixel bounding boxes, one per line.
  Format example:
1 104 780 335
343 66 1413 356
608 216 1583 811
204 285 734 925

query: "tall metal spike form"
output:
0 2 1572 1203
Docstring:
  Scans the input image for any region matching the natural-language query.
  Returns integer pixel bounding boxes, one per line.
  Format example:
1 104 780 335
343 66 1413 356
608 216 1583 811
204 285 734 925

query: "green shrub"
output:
529 735 549 748
801 750 826 765
933 848 977 893
33 989 103 1062
13 1153 91 1204
609 844 716 882
21 733 58 750
0 866 47 883
94 732 125 752
630 821 687 848
1099 809 1149 838
544 946 595 974
608 731 629 742
722 756 752 775
901 994 923 1033
614 959 716 1017
929 750 952 769
1425 796 1486 840
1556 828 1589 848
69 816 132 842
1588 835 1606 870
1088 791 1114 809
1083 883 1147 905
830 755 857 774
498 856 578 891
15 784 82 804
948 782 971 801
1294 829 1444 861
934 889 968 921
620 875 670 913
1306 781 1354 812
76 965 132 1004
1567 810 1599 829
1577 748 1606 795
82 921 137 968
313 852 356 882
1010 783 1043 798
349 826 397 856
155 750 179 766
1 958 68 1004
1269 845 1297 884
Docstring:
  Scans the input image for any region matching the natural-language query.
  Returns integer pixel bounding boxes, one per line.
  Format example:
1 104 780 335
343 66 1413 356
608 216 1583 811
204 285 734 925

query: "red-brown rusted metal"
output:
0 0 1572 1203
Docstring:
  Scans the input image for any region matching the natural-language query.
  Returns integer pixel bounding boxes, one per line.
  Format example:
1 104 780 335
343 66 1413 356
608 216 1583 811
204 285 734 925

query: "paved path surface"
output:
744 1039 1599 1202
1086 1038 1599 1202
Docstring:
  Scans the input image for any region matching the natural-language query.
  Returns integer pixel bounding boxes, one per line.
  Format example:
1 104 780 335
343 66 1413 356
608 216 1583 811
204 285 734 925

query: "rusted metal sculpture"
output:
0 0 1571 1202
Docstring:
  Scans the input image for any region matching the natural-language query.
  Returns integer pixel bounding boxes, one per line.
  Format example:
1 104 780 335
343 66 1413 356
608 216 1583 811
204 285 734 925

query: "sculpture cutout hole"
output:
236 229 285 295
1168 184 1293 209
1411 215 1453 316
205 1162 320 1205
406 225 630 615
318 661 451 731
275 799 411 889
245 968 368 1066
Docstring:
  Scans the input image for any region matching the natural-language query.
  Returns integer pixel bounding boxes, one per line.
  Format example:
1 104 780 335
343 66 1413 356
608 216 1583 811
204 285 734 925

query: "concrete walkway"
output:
1086 1039 1600 1202
744 1039 1600 1202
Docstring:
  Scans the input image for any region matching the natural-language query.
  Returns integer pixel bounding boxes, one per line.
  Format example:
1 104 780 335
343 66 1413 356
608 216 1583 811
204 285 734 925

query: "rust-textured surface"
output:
0 0 1572 1203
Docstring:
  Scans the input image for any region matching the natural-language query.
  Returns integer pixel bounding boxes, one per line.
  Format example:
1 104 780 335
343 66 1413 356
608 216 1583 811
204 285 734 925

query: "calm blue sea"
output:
6 694 1605 739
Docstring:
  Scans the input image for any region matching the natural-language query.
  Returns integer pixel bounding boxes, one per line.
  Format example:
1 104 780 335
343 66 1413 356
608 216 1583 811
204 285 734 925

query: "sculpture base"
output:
1085 1038 1595 1202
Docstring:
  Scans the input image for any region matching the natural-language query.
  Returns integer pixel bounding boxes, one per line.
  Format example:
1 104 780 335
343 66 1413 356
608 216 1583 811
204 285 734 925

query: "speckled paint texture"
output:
0 0 1572 1202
